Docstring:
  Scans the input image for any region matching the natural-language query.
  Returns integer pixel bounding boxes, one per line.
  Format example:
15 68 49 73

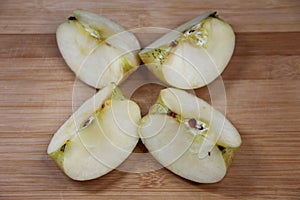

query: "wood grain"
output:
0 0 299 33
0 0 300 199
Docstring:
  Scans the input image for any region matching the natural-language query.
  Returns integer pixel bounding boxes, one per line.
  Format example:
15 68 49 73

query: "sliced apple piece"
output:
56 9 141 89
47 83 141 181
139 11 235 89
139 88 241 183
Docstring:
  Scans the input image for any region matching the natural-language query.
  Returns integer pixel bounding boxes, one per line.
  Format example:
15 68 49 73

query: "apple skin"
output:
139 88 241 183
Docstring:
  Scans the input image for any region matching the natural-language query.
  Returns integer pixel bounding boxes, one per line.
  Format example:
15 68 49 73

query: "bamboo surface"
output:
0 0 299 199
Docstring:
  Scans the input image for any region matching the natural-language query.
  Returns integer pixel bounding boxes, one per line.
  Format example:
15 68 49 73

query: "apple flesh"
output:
139 12 235 89
139 88 241 183
56 9 141 89
47 84 141 181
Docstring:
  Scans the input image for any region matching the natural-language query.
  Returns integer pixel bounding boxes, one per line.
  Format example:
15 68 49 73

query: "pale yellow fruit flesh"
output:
63 99 140 180
139 88 241 183
48 84 141 181
139 13 235 89
140 114 195 166
162 17 235 89
47 84 115 154
140 114 227 183
56 9 140 89
160 88 241 148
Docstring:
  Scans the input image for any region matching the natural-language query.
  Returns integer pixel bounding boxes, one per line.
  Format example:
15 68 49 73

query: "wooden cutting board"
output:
0 0 299 199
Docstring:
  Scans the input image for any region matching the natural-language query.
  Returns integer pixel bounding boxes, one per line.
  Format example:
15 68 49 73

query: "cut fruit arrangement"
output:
48 9 241 183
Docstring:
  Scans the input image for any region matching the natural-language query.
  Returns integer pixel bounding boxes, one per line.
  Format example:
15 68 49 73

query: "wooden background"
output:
0 0 299 199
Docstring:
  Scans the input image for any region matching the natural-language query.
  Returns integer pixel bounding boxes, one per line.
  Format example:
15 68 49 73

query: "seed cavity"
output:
186 118 208 132
170 40 178 48
147 46 171 65
217 145 226 153
60 143 67 152
188 118 196 128
167 109 177 118
183 21 209 47
81 116 94 129
87 28 101 39
105 42 112 47
217 145 225 151
78 21 102 40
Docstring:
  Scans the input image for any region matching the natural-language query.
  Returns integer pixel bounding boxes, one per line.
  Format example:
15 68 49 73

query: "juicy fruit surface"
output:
47 84 115 154
139 88 241 183
48 84 141 180
56 9 140 89
139 13 235 89
160 88 241 148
